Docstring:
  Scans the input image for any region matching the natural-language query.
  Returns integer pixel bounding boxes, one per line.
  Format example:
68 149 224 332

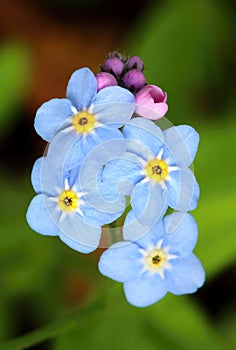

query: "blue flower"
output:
26 156 126 254
34 67 135 169
101 117 200 227
98 212 205 307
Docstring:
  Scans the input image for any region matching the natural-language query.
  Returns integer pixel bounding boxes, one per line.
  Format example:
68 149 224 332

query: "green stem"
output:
0 298 105 350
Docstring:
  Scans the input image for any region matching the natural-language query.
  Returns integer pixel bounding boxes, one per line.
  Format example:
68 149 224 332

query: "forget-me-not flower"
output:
26 156 125 253
34 67 135 169
101 118 200 227
98 212 205 307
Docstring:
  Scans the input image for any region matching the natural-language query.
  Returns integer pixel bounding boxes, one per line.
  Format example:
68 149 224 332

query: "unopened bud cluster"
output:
96 51 168 120
98 51 146 93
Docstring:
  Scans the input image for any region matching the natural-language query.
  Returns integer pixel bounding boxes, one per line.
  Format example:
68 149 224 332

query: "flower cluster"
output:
27 51 205 307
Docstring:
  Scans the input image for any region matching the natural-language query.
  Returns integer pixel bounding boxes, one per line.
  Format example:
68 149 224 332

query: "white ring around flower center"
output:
139 240 178 279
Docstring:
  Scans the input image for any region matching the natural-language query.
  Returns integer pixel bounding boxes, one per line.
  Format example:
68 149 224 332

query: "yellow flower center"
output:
72 110 96 134
58 190 79 212
144 248 168 272
145 159 168 182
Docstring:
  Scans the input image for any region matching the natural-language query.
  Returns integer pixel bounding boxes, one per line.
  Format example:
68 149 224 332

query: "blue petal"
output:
79 199 125 226
34 98 73 142
131 181 167 227
36 156 65 196
98 241 143 283
125 139 154 162
124 273 167 307
80 191 126 219
78 127 126 173
59 232 97 254
163 213 198 255
102 156 144 199
123 211 152 242
49 126 126 171
63 135 95 171
46 129 83 171
96 167 127 212
97 166 124 202
75 129 127 214
31 156 65 196
78 131 124 171
46 130 127 217
31 157 43 193
163 125 199 167
66 67 97 111
166 168 200 211
123 211 165 244
94 86 135 126
66 164 80 188
26 194 60 236
123 117 164 159
136 217 166 249
49 207 102 250
165 254 205 295
31 190 102 250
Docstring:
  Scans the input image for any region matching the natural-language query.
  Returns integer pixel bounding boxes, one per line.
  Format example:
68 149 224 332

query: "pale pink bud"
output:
96 72 118 91
135 84 168 120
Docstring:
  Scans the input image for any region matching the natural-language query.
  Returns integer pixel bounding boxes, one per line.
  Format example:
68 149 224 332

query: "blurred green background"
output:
0 0 235 349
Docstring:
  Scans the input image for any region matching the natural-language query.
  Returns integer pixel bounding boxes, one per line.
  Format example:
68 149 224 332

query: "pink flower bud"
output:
126 56 144 71
102 57 124 76
96 72 118 91
135 85 168 120
123 69 146 92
